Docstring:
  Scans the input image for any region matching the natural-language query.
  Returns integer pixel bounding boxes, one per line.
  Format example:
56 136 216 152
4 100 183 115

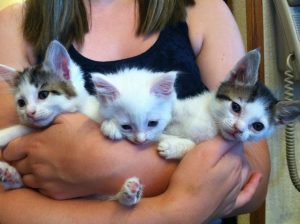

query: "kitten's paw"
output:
116 177 143 206
158 138 195 159
0 161 23 190
101 120 123 140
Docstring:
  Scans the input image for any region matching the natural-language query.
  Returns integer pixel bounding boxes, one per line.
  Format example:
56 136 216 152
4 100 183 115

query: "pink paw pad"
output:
0 162 23 189
118 177 143 206
129 181 140 193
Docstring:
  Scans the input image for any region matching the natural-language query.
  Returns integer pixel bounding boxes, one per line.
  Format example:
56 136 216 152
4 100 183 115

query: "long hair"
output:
23 0 195 58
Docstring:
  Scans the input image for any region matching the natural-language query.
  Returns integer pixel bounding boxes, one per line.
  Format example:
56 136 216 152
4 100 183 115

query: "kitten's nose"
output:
136 133 146 143
233 124 243 134
27 110 36 118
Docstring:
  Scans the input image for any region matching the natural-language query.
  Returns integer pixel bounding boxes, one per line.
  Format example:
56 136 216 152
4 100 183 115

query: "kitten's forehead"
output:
13 65 76 98
244 99 269 120
217 81 277 109
14 65 48 87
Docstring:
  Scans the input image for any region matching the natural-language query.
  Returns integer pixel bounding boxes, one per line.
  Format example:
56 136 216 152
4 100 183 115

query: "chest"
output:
78 8 159 62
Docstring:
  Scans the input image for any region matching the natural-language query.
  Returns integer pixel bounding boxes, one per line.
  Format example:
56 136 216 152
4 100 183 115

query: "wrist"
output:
161 188 212 224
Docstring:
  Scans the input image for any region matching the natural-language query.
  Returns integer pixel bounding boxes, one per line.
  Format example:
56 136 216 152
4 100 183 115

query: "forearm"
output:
0 187 208 224
83 136 178 197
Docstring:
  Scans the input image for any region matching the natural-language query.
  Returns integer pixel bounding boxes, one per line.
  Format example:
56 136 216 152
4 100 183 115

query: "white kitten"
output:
91 68 177 144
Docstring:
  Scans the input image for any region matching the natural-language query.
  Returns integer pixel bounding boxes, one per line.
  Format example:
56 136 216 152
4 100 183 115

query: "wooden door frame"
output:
225 0 265 224
246 1 265 224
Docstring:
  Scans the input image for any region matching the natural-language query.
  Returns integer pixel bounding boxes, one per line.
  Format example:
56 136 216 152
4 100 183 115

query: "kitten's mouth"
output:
28 116 52 127
131 139 149 145
222 130 242 141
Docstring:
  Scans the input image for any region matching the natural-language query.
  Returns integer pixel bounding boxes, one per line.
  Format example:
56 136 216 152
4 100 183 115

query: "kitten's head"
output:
212 49 300 142
0 40 76 127
91 68 177 143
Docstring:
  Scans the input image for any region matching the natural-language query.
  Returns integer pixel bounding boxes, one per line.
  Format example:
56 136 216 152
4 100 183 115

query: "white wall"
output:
263 1 300 223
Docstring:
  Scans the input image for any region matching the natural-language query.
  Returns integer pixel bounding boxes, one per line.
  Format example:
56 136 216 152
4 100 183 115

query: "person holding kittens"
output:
0 0 270 223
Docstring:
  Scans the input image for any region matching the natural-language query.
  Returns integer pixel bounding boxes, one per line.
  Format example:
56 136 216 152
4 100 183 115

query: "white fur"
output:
0 161 23 189
92 68 177 144
0 125 35 148
158 92 218 159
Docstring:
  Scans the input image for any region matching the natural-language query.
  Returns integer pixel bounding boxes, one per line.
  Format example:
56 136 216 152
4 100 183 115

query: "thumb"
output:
234 172 262 209
3 136 28 162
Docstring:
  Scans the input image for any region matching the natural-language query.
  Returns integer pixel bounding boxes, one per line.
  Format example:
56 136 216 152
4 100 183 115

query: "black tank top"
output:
68 22 207 99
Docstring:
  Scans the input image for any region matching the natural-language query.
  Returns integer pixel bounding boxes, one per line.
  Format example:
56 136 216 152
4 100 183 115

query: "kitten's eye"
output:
17 99 26 108
121 124 132 130
231 102 241 113
148 121 158 127
38 91 49 100
252 122 264 131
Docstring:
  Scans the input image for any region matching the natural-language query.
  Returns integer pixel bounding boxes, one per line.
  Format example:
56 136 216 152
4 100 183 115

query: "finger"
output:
22 174 40 189
240 157 250 187
53 113 88 124
235 172 262 209
10 158 32 175
3 137 28 162
195 136 238 164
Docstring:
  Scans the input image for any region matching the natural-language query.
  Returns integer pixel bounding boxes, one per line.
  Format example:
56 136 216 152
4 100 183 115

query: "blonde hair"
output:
23 0 195 58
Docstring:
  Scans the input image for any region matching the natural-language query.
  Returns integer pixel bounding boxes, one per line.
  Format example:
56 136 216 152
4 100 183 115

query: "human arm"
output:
0 3 178 199
0 137 260 224
187 0 270 215
3 113 177 199
0 1 265 222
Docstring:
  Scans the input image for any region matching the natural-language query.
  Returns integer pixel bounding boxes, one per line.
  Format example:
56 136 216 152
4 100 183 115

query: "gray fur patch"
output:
14 66 77 98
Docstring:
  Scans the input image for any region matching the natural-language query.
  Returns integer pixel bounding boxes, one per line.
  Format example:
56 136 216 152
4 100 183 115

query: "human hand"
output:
2 113 114 199
163 137 262 223
2 113 177 199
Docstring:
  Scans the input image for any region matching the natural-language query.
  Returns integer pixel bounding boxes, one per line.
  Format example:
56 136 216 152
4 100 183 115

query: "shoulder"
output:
186 0 241 56
186 0 245 89
0 3 34 69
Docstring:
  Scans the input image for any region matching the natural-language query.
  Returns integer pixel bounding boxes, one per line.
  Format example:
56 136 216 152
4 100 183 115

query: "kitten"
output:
158 49 300 159
0 40 101 145
0 40 142 206
90 68 177 144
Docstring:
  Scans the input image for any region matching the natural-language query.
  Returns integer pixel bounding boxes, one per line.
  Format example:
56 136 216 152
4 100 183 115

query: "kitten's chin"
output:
129 139 150 145
28 116 54 127
220 130 244 142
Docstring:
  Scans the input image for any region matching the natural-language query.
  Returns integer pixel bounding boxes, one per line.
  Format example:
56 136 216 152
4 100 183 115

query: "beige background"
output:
231 1 300 224
0 0 23 10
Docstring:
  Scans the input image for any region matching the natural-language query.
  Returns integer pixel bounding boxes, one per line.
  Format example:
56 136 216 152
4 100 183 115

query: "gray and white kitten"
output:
158 49 300 159
0 40 142 206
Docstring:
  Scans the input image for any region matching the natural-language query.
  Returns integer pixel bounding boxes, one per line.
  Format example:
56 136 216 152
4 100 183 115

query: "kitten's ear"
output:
151 71 177 97
43 40 71 81
0 64 17 86
274 100 300 125
91 73 120 102
226 48 261 86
